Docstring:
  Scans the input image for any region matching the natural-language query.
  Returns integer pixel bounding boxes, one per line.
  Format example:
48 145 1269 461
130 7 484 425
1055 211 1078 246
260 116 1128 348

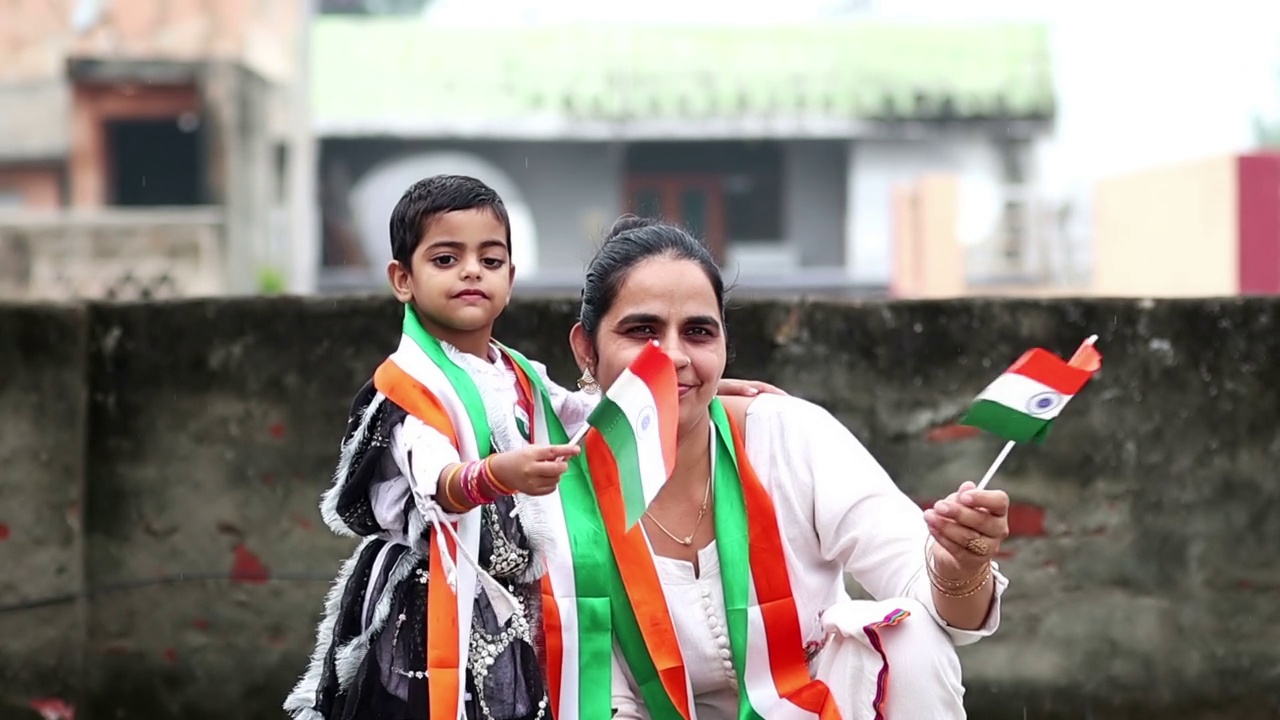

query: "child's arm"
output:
389 416 464 520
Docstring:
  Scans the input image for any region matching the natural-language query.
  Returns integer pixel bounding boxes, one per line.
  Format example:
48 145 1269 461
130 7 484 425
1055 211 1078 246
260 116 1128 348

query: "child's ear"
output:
386 260 414 303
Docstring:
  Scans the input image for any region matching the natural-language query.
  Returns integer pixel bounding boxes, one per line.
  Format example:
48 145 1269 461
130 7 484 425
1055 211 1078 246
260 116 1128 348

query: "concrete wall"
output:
1 296 1278 719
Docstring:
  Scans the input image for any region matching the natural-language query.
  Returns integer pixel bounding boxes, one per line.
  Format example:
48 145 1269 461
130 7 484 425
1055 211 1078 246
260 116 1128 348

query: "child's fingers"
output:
530 459 571 478
540 444 581 460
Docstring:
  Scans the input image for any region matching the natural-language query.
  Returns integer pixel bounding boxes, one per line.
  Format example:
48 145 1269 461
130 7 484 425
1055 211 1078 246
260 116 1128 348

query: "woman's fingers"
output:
933 500 1008 540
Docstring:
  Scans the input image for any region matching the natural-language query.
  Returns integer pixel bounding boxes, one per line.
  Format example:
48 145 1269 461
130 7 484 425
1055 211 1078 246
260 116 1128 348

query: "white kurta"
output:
605 394 1009 720
368 341 594 539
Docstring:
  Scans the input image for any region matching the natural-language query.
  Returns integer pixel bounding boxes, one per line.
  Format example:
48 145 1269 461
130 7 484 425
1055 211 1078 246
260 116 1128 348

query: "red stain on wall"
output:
924 423 981 443
28 698 75 720
0 522 9 541
269 422 287 440
1006 504 1046 537
162 648 178 665
230 543 270 584
193 617 210 631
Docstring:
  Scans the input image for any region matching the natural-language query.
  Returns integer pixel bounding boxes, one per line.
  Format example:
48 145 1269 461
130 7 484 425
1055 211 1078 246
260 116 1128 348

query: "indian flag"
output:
961 338 1102 443
584 341 679 529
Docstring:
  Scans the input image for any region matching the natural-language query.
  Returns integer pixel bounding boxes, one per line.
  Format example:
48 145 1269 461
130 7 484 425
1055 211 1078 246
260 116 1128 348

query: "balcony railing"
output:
0 208 227 302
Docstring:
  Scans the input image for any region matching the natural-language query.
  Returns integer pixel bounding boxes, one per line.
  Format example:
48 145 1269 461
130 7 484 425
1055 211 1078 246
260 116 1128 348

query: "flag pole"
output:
973 333 1099 492
568 424 589 446
975 441 1015 490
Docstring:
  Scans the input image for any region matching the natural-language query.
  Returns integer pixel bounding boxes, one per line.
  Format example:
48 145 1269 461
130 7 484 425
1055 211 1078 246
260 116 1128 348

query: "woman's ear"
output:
568 323 594 373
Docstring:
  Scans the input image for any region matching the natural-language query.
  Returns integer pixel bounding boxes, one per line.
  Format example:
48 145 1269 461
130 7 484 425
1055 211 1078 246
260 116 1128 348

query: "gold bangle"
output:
441 463 468 510
924 537 992 591
482 456 515 495
931 566 992 598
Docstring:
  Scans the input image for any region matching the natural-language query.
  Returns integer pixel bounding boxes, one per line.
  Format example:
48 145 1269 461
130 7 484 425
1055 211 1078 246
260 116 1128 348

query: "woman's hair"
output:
578 214 726 339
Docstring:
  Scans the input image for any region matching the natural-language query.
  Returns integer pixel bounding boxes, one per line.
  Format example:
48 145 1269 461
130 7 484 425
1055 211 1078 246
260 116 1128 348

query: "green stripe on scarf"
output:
401 305 492 456
500 347 619 714
709 400 767 720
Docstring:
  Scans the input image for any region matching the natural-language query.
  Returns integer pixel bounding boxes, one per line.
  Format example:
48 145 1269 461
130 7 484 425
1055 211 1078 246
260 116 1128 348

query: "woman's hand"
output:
717 378 788 397
922 481 1011 578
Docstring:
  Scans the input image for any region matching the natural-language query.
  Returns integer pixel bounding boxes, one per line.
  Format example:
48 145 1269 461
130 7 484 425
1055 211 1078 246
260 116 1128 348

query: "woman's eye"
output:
627 325 657 336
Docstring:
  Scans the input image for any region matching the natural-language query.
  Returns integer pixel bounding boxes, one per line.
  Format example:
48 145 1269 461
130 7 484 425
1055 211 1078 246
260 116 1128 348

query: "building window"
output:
623 141 783 262
105 116 204 206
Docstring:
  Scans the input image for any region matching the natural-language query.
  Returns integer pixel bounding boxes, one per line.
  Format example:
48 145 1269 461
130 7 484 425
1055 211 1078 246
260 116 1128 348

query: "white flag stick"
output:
975 440 1015 490
568 424 589 446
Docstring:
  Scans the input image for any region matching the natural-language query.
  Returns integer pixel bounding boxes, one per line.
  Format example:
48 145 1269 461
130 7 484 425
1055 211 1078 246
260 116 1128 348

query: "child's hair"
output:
388 174 512 267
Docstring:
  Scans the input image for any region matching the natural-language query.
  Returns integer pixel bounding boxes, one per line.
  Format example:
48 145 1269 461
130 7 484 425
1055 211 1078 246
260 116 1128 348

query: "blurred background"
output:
4 0 1279 303
5 2 1280 719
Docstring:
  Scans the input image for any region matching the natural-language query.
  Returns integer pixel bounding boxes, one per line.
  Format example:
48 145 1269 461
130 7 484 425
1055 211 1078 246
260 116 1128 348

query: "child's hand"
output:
489 444 581 496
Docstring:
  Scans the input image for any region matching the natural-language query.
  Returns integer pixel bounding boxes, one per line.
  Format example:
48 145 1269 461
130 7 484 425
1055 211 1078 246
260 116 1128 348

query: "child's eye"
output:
432 255 457 267
482 257 506 269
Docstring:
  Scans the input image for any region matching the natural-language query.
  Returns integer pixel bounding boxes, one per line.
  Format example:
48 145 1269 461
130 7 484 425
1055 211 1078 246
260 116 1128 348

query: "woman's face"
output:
572 256 727 437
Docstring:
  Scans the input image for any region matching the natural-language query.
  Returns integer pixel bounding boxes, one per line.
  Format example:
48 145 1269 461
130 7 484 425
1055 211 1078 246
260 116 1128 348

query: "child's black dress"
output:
284 380 548 720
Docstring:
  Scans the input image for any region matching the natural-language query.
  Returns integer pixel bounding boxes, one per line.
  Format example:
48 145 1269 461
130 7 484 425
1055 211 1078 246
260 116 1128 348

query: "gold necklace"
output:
643 475 712 546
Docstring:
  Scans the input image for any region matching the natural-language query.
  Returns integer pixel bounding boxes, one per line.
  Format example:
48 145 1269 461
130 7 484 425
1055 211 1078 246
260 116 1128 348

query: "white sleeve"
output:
389 415 464 521
529 359 598 438
746 396 1006 646
610 646 650 720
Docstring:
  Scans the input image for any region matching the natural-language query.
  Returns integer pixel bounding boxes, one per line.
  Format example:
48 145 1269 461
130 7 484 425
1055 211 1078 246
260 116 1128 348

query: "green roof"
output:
312 18 1055 138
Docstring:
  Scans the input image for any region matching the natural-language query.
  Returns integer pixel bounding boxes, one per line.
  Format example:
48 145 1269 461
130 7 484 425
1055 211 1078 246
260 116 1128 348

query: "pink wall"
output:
1237 153 1280 295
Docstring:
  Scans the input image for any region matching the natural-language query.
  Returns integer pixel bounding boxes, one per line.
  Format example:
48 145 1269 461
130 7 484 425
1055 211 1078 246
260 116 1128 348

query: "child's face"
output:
388 208 514 341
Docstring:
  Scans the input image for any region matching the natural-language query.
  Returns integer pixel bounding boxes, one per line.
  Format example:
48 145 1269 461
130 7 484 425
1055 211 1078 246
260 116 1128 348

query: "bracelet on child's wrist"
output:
462 460 498 505
480 456 514 496
442 463 468 510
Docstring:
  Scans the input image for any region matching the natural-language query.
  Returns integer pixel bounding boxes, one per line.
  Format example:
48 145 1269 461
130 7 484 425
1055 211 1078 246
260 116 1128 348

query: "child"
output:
285 175 775 720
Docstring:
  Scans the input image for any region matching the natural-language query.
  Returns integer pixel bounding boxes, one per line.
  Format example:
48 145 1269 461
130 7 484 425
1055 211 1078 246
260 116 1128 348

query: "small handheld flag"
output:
570 341 679 529
965 335 1102 490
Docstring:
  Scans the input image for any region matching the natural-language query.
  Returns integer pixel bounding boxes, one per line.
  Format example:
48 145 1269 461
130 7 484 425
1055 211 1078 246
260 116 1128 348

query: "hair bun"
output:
605 213 657 242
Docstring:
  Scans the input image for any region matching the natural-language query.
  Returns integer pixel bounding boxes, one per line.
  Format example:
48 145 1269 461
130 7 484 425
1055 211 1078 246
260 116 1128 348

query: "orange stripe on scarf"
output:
727 414 843 719
373 358 464 719
585 432 692 720
540 575 565 713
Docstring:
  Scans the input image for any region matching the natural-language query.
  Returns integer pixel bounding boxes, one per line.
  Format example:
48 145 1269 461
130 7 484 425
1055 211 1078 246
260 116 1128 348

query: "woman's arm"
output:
741 395 1006 642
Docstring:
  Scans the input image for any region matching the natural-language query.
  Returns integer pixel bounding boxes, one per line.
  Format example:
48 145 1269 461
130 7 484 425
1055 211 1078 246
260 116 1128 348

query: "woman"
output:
543 215 1010 719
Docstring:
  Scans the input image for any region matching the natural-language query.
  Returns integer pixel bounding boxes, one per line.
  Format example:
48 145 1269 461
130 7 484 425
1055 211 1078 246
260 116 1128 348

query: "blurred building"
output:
311 15 1056 297
0 0 303 300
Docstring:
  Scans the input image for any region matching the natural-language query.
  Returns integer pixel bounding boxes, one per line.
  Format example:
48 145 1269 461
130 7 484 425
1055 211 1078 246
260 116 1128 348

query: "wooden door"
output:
624 174 726 262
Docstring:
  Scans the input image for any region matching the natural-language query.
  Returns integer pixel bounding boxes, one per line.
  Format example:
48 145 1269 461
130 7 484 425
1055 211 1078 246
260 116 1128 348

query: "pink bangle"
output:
460 460 496 505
